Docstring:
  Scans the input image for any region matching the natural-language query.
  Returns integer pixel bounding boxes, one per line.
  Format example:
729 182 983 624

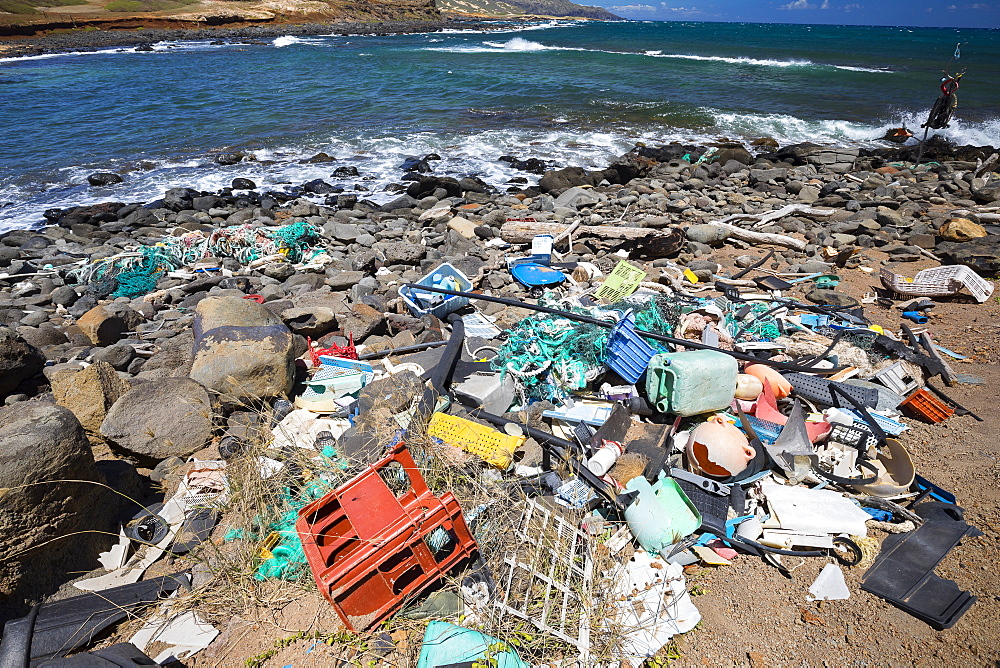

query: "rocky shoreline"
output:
0 17 502 58
1 134 999 660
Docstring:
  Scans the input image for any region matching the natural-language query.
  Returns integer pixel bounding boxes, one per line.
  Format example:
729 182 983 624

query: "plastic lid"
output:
511 262 565 286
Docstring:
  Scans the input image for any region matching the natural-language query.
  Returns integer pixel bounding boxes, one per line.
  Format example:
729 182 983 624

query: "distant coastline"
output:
0 19 514 59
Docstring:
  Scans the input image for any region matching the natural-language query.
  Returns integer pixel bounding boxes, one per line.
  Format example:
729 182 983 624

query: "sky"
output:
591 1 1000 29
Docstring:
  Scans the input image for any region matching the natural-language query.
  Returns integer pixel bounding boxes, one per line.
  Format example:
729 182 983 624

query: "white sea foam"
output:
706 109 1000 148
272 35 328 48
3 111 997 233
644 52 814 67
420 40 894 73
834 65 893 73
425 37 584 53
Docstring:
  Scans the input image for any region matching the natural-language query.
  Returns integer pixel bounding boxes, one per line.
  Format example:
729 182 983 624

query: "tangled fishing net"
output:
490 292 682 405
71 221 323 299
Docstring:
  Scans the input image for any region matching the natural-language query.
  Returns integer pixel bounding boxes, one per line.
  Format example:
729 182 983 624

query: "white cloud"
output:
659 2 700 10
610 3 657 10
820 0 830 8
843 3 861 10
779 0 815 9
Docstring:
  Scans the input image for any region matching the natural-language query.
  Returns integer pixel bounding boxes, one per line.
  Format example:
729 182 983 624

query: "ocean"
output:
1 20 998 231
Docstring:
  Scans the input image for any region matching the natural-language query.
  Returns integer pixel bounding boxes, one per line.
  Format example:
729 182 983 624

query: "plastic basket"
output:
881 265 994 303
400 263 473 319
604 313 656 384
427 413 525 469
899 388 954 423
296 442 478 632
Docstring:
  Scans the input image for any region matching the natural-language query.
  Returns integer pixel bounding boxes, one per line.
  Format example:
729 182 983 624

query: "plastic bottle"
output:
587 440 624 476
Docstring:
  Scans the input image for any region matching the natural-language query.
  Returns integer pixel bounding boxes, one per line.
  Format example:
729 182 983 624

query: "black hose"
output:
414 313 465 423
403 283 842 374
358 339 448 360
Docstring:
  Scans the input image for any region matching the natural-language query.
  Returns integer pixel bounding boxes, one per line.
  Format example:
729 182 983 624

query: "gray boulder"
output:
0 403 116 620
685 224 731 245
553 186 604 210
0 327 45 397
936 236 1000 276
100 377 213 462
970 177 1000 204
51 361 131 443
189 296 296 402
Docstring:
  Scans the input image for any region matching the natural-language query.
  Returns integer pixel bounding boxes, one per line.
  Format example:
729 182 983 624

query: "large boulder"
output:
189 296 296 402
75 305 127 346
0 327 45 397
100 377 213 462
0 403 117 622
970 177 1000 204
938 217 987 242
538 167 595 194
935 236 1000 276
51 361 130 444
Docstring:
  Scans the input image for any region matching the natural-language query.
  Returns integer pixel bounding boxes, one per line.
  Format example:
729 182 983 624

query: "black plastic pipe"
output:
403 283 841 374
358 339 448 360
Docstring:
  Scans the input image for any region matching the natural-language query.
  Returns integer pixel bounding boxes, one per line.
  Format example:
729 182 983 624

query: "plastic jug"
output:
645 350 738 416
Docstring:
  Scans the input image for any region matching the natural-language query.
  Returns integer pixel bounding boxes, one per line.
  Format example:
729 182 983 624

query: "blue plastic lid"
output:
511 262 565 286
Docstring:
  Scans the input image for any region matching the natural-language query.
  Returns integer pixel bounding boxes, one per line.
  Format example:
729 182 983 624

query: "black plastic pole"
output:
403 283 841 374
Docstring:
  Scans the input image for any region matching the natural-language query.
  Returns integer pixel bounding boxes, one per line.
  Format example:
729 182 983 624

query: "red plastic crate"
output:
899 388 954 423
296 442 478 632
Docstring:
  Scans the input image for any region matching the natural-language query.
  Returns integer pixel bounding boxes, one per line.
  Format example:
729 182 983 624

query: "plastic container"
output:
899 388 954 423
881 264 994 303
399 262 473 319
586 440 624 476
427 413 525 469
296 442 478 633
604 313 656 384
645 350 738 416
871 361 921 396
623 474 702 556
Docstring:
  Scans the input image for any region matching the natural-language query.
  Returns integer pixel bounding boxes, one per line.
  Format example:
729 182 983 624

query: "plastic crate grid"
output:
427 413 525 469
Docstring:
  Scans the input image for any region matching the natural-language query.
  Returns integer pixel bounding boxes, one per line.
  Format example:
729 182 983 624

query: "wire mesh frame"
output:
493 498 593 659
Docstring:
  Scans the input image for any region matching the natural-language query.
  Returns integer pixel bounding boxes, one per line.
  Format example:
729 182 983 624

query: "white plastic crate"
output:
881 265 994 303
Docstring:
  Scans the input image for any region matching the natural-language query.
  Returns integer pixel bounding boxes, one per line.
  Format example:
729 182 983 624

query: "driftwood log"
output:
499 220 685 258
707 221 808 251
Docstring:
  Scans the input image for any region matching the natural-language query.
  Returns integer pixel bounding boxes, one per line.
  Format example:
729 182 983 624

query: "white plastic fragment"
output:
131 609 219 662
762 482 871 537
270 408 350 450
607 550 700 667
807 563 850 601
97 529 130 571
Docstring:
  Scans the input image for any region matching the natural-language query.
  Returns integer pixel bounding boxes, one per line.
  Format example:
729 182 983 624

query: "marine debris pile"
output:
0 136 997 665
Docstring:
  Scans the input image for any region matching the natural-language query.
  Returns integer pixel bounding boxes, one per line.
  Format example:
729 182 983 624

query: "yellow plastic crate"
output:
427 413 524 469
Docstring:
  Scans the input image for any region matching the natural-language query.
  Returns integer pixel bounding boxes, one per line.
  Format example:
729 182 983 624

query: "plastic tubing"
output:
403 283 842 374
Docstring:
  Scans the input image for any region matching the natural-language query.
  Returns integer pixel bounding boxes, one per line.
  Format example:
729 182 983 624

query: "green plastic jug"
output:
645 350 738 416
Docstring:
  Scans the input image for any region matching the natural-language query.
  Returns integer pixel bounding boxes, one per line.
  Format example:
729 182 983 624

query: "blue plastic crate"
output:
604 313 656 385
399 263 473 319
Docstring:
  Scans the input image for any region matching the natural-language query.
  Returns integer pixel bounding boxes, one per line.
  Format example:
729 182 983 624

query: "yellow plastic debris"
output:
427 413 525 469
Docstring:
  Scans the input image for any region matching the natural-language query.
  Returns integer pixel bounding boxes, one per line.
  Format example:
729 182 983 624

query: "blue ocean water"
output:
1 20 998 230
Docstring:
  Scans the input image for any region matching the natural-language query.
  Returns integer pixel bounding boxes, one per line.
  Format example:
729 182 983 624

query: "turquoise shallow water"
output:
1 20 998 229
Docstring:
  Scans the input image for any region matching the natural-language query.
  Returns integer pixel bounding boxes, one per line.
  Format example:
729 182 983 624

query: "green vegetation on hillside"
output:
0 0 86 14
438 0 618 19
104 0 195 11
